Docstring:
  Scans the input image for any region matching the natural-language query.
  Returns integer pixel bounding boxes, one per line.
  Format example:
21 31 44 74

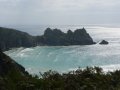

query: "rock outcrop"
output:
0 27 95 51
0 50 28 76
0 27 36 51
0 50 36 90
37 28 96 45
99 40 109 45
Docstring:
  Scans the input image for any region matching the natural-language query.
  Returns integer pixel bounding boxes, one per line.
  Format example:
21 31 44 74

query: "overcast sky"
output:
0 0 120 25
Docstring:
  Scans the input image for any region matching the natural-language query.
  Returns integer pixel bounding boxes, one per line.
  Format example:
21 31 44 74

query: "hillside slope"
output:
0 27 36 51
0 50 37 90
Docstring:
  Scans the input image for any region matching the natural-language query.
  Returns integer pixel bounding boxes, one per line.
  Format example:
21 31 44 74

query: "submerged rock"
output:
99 40 109 45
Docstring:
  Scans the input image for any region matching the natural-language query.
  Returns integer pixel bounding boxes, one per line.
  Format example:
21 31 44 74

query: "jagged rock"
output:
0 27 96 51
71 28 95 45
42 28 95 45
43 28 66 45
99 40 109 45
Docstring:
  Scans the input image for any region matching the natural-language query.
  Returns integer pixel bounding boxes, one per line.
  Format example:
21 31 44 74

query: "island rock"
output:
99 40 109 45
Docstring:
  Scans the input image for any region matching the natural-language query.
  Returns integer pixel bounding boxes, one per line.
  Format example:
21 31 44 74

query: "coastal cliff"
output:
0 27 36 51
37 28 95 45
0 50 34 90
0 27 95 51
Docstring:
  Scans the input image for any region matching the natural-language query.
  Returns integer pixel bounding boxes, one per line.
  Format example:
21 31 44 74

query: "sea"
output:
4 24 120 75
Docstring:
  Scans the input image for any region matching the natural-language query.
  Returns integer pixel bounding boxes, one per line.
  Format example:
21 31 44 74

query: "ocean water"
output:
4 25 120 74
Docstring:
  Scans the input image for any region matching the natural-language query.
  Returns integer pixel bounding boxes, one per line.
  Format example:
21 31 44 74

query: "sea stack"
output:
99 40 109 45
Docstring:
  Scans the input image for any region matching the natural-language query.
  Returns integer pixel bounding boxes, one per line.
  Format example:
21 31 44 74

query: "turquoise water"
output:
4 26 120 74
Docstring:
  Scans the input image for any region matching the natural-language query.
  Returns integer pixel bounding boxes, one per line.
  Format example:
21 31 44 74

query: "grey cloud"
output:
0 0 119 25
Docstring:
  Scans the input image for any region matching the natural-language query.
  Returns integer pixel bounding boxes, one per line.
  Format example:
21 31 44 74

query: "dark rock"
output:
72 28 95 45
43 28 66 45
0 27 36 51
0 51 28 76
0 51 36 90
42 28 95 45
99 40 109 45
0 27 96 51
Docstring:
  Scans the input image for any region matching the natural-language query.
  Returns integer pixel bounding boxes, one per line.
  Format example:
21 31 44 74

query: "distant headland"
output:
0 27 96 51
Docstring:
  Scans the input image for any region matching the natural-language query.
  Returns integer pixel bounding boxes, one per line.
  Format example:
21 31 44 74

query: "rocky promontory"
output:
37 28 96 46
0 50 28 76
0 27 36 51
0 27 95 51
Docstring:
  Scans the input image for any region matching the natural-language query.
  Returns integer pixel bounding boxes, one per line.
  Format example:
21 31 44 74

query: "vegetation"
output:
1 50 120 90
1 66 120 90
35 67 120 90
0 49 119 90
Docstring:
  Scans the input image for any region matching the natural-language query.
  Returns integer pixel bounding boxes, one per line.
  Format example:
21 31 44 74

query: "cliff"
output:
0 27 95 51
0 27 36 51
37 28 95 45
0 50 35 90
0 50 28 76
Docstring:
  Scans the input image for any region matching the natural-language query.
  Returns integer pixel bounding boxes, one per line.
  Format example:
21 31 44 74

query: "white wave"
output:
26 68 40 75
101 64 120 72
68 64 120 73
17 53 28 58
15 48 34 57
47 52 54 57
20 48 34 53
68 68 78 71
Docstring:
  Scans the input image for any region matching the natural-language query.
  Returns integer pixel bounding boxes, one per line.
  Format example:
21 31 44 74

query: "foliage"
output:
1 67 120 90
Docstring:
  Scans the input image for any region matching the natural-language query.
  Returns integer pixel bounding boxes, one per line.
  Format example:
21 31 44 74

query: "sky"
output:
0 0 120 25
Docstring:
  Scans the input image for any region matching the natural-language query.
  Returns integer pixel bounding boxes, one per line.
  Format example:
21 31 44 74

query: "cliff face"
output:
0 50 28 76
67 28 95 45
41 28 67 45
0 27 95 51
0 27 36 51
0 50 37 90
38 28 95 45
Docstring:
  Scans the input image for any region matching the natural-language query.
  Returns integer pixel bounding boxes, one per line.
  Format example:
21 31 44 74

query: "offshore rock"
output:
99 40 109 45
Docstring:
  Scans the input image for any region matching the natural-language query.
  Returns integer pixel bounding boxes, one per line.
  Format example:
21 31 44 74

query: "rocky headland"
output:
0 27 95 51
